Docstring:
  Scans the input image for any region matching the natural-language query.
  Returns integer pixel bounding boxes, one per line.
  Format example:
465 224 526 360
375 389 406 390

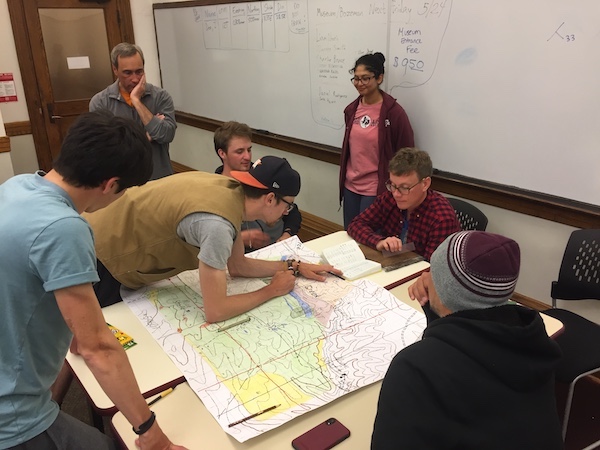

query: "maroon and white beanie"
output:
430 231 520 312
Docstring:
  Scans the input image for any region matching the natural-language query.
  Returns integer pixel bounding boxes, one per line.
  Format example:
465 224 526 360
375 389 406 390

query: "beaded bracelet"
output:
286 259 300 277
133 411 156 435
286 258 296 272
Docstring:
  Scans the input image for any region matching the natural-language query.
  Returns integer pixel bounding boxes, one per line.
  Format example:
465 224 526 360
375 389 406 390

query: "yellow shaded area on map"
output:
222 371 312 416
146 280 336 414
316 338 326 370
148 289 159 303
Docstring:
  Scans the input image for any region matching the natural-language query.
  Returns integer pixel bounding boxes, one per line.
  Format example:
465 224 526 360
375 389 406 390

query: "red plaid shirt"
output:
347 190 460 261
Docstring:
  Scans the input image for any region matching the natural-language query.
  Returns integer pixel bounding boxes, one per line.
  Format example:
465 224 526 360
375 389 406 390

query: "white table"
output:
388 283 563 338
65 302 185 415
112 380 379 450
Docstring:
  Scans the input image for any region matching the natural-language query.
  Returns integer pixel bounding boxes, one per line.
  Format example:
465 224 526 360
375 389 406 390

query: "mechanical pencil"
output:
228 404 280 427
217 316 251 332
327 271 345 280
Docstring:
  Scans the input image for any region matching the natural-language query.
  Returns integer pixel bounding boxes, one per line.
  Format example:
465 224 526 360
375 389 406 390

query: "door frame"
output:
7 0 135 171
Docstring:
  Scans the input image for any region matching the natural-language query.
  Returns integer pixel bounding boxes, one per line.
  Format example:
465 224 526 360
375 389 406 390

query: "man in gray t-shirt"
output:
92 157 342 324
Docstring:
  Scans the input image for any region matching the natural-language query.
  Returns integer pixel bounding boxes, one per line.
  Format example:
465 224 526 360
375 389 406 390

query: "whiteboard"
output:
154 0 600 206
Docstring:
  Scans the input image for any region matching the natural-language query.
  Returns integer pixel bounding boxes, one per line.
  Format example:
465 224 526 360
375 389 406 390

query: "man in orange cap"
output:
87 156 340 323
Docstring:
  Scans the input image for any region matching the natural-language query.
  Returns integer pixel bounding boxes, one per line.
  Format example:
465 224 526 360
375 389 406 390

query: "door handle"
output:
46 104 62 123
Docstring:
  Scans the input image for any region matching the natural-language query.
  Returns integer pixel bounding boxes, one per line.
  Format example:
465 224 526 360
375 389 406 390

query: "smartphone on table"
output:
291 418 351 450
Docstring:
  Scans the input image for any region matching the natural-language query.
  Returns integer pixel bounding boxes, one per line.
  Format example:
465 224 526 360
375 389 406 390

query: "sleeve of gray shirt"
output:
89 92 106 111
145 86 177 144
176 213 237 270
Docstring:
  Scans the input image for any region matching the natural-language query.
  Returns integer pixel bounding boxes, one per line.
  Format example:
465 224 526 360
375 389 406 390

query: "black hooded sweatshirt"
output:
371 305 563 450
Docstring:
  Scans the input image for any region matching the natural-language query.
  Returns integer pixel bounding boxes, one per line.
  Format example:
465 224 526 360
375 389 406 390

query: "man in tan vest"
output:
87 156 340 323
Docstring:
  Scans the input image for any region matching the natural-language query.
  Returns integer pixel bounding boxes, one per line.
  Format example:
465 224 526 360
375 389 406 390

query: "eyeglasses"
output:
350 75 375 85
277 196 296 213
385 179 425 195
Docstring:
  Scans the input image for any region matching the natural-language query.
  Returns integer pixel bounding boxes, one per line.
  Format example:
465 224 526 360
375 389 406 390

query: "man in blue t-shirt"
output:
0 112 185 450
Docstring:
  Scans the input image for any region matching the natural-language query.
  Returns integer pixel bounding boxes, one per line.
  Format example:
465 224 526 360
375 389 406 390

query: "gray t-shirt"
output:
176 212 237 270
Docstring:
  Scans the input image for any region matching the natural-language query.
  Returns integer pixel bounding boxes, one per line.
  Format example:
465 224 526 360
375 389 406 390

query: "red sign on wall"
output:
0 73 18 103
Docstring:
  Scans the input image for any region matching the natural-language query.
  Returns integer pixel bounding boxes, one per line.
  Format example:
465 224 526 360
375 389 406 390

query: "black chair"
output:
543 229 600 444
447 197 488 231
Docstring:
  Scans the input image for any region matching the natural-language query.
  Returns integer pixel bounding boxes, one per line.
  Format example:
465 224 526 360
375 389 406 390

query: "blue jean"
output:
8 411 115 450
343 188 376 229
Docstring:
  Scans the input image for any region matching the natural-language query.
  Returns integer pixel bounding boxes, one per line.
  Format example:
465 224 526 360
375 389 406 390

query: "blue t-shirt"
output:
0 172 99 447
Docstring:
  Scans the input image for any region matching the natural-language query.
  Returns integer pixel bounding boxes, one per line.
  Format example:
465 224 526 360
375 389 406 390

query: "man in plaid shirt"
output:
347 148 460 261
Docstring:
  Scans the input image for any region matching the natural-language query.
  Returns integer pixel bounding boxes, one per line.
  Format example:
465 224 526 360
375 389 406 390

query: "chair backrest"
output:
447 197 488 231
551 229 600 303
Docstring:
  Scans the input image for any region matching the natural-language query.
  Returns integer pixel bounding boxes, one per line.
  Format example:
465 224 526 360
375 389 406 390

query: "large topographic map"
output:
122 237 426 442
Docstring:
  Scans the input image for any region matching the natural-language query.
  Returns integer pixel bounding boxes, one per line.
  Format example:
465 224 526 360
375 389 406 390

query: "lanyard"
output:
400 210 409 243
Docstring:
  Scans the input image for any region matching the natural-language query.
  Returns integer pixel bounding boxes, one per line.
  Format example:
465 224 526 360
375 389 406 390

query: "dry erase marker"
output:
228 404 280 427
147 387 175 406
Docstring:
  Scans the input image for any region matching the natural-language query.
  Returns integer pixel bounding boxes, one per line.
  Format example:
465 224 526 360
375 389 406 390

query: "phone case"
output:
291 418 351 450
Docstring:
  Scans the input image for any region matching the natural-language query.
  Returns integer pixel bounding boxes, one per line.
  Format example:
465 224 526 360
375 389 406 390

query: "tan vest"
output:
85 172 244 289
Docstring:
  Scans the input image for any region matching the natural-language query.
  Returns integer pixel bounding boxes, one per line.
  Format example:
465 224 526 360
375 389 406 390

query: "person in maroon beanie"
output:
372 231 563 450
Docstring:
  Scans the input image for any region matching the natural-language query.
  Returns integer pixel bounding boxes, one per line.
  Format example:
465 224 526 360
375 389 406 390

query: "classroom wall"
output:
0 109 15 183
0 152 13 183
1 0 596 323
0 0 37 175
0 1 15 181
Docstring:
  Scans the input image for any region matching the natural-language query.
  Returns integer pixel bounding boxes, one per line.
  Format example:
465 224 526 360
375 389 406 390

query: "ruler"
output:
383 255 425 272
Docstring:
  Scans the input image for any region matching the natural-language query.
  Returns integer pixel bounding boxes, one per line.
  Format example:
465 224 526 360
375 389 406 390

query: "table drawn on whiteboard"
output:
198 2 308 52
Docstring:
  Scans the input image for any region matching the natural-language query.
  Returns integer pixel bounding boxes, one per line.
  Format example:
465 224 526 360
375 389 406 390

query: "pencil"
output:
147 387 175 406
327 271 345 280
228 404 280 427
217 317 251 332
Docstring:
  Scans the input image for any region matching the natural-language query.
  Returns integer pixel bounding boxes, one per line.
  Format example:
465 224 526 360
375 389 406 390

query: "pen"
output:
217 317 251 332
228 404 280 427
147 387 175 406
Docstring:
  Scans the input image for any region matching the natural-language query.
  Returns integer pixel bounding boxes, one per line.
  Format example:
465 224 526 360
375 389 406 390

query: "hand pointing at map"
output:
297 261 342 282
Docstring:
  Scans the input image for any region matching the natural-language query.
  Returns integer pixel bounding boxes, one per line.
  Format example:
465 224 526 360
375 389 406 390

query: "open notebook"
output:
322 240 382 280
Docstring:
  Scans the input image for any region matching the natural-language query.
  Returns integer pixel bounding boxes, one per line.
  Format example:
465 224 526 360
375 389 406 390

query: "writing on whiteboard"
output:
547 22 576 43
197 2 308 52
389 0 452 88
